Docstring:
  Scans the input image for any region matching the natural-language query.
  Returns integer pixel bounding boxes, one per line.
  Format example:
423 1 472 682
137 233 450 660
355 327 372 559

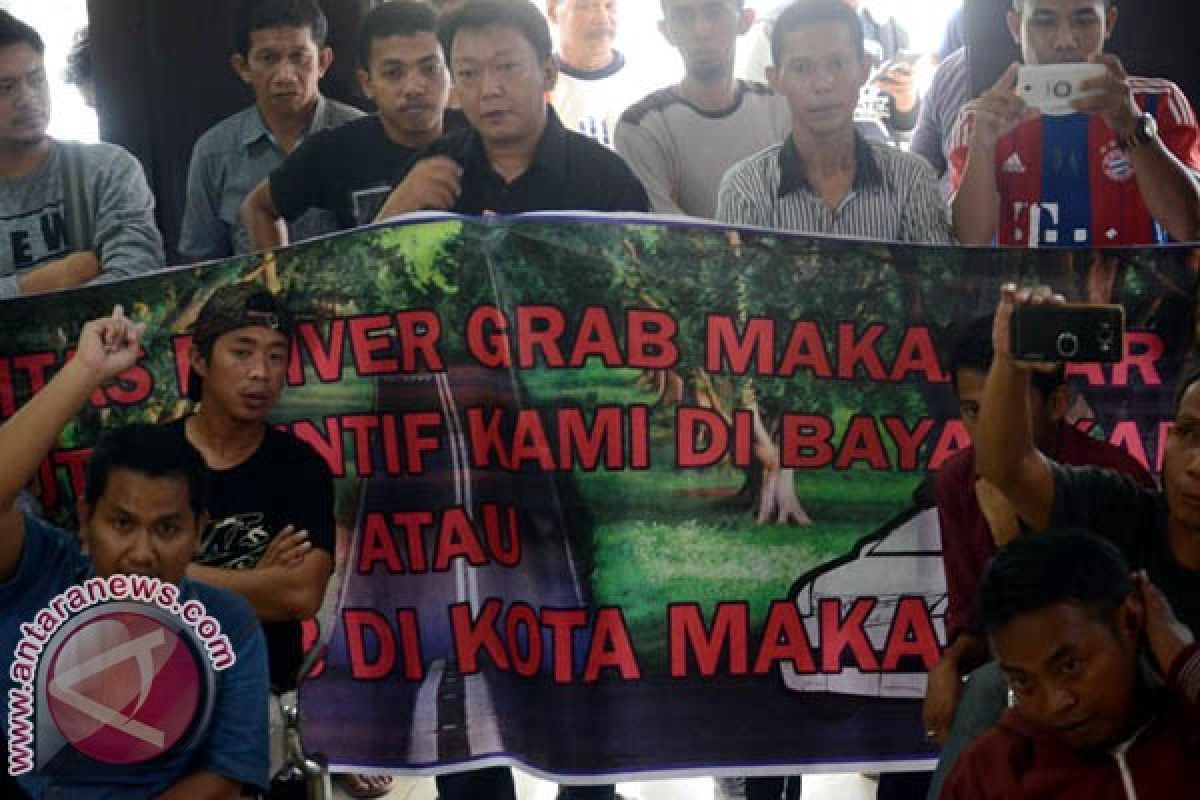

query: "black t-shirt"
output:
169 417 335 691
1051 463 1200 631
424 106 650 215
270 111 467 230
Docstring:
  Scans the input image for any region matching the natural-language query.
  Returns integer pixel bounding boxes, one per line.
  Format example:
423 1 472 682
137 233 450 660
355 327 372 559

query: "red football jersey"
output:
949 76 1200 246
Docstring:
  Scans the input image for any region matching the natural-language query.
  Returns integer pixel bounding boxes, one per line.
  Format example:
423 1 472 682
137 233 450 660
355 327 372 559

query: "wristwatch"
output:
1120 112 1158 151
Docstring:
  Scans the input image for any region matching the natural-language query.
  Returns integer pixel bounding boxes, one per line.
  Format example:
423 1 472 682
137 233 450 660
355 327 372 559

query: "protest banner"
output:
1 214 1193 781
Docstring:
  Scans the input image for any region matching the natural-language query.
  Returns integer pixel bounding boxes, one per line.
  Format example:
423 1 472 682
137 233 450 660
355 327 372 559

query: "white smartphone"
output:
1016 63 1108 116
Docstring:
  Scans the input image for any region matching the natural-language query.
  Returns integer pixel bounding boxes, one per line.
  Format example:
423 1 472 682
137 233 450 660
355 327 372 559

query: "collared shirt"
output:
180 96 363 261
716 132 953 243
426 107 649 214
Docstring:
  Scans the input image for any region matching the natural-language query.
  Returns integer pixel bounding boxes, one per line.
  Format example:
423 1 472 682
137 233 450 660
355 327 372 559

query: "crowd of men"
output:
1 0 1200 798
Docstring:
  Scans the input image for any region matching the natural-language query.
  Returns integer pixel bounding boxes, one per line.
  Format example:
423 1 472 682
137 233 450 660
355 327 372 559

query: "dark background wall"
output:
88 0 372 264
966 0 1200 103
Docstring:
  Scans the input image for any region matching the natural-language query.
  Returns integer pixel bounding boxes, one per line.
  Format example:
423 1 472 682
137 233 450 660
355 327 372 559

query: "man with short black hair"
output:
615 0 790 219
374 0 648 220
737 0 920 144
943 530 1200 797
243 0 460 249
0 12 163 298
717 0 950 241
950 0 1200 246
181 0 362 260
0 310 269 799
167 284 338 794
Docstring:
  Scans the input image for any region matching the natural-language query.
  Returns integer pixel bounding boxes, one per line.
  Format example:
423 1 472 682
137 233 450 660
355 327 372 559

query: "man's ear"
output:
1119 589 1146 646
542 56 559 94
1006 10 1022 48
1104 4 1118 42
231 53 252 84
546 0 560 25
737 7 756 36
356 67 374 100
188 344 209 384
77 498 93 554
766 65 780 94
1048 385 1071 422
856 53 871 87
658 17 672 46
317 46 334 78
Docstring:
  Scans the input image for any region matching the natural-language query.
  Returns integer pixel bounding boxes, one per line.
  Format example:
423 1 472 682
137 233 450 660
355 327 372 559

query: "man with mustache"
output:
182 0 362 261
546 0 647 149
243 0 462 249
0 12 162 298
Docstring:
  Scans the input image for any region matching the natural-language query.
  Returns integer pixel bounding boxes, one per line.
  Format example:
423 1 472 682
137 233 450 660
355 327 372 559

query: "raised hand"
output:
74 305 146 381
992 283 1066 368
1074 54 1140 136
966 64 1037 151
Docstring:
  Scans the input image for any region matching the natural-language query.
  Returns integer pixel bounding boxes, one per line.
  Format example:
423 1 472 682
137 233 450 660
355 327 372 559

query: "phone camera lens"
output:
1053 80 1073 98
1057 332 1079 358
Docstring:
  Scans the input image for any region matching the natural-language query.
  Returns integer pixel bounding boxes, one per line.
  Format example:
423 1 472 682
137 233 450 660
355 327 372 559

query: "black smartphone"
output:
1009 304 1125 363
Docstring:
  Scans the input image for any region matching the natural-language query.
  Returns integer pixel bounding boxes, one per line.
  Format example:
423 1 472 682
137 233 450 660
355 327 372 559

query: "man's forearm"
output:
155 770 242 800
976 356 1036 493
0 359 98 509
16 251 100 295
952 143 1000 244
943 632 989 675
187 554 329 622
1131 141 1200 242
242 181 288 252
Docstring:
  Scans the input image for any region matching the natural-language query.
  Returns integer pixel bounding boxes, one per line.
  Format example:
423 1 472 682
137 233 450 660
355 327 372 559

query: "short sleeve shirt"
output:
270 111 468 231
1051 463 1200 632
937 423 1155 641
169 418 335 691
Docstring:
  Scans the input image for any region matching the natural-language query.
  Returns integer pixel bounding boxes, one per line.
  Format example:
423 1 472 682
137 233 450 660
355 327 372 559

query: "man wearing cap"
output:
168 284 335 788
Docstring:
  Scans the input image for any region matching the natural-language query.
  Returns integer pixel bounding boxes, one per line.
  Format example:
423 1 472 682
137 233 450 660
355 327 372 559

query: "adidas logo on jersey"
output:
1002 153 1027 174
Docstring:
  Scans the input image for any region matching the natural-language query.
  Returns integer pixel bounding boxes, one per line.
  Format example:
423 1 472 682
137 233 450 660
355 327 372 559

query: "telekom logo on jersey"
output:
1012 202 1116 246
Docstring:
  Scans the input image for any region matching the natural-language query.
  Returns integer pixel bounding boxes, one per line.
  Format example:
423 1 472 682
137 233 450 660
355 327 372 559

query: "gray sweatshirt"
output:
0 140 164 298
